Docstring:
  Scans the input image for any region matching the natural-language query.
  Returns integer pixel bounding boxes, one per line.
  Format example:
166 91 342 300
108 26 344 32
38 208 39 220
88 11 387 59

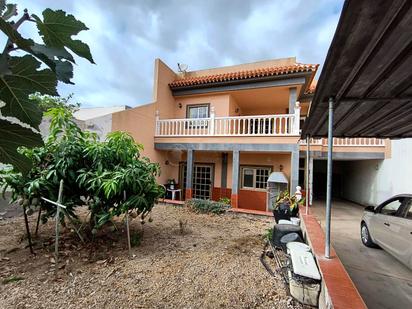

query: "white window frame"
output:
240 166 271 191
186 104 210 129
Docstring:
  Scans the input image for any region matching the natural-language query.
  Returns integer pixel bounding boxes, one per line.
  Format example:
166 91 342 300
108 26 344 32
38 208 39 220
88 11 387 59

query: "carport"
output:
302 0 412 258
300 0 412 307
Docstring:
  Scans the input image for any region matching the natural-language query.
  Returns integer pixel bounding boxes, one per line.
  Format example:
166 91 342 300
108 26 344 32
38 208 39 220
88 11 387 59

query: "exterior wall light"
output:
178 103 182 108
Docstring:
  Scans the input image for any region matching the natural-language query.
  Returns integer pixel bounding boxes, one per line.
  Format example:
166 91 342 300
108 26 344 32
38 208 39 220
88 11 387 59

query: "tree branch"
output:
2 8 31 54
12 9 30 29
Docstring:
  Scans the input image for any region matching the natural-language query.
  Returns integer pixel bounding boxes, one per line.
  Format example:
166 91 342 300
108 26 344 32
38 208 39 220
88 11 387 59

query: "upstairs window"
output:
186 104 209 128
187 104 209 119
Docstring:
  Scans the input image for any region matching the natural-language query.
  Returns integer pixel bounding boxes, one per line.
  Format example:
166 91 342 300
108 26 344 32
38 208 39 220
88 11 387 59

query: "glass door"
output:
193 164 213 199
179 163 213 200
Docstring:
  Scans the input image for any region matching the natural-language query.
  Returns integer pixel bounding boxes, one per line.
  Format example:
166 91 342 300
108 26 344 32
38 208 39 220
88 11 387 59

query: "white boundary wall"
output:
343 139 412 206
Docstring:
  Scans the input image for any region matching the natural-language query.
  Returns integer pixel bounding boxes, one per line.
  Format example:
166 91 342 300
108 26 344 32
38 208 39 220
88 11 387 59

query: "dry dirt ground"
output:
0 203 303 309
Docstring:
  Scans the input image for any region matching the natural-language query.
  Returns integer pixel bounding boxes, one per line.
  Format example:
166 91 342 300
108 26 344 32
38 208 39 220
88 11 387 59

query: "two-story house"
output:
112 58 389 213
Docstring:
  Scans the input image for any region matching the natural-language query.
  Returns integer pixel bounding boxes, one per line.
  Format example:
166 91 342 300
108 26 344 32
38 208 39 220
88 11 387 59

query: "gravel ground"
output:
0 203 304 309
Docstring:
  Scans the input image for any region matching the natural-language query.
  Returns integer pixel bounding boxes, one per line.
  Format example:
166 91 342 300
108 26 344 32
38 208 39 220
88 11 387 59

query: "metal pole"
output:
55 180 64 265
124 191 131 258
23 204 34 254
325 97 334 259
305 135 310 215
35 207 42 235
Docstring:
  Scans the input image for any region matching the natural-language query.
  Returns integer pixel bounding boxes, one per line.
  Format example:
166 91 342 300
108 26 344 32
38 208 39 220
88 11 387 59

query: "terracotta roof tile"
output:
169 63 319 88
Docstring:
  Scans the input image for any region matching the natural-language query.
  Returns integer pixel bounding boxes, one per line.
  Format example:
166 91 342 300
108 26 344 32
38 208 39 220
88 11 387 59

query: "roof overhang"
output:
170 63 318 97
302 0 412 139
171 73 310 97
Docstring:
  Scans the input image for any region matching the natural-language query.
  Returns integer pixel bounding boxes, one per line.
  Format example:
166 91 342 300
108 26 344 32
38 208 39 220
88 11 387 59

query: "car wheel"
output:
361 222 377 248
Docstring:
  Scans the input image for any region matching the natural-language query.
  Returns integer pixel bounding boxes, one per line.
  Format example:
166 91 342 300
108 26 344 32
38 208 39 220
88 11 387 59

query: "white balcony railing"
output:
300 137 385 147
155 102 301 137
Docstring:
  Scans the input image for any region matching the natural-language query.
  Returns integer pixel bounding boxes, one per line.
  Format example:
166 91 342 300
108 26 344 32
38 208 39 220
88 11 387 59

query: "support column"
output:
231 150 240 208
221 153 228 188
185 149 194 199
309 156 313 206
290 146 299 194
221 153 228 198
289 87 297 113
325 97 334 259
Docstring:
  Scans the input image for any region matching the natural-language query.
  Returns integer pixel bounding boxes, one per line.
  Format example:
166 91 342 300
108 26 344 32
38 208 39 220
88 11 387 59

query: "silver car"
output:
361 194 412 269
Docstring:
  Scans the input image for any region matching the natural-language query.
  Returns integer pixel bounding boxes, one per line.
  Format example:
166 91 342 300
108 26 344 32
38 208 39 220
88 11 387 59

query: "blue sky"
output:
16 0 344 108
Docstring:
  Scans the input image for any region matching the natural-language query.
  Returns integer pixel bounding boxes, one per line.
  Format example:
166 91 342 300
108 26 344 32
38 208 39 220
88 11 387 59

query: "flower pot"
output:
290 206 299 217
273 202 291 223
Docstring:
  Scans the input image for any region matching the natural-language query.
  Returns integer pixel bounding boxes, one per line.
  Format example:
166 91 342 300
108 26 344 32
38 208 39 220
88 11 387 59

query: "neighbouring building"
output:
40 105 130 141
112 58 389 213
73 106 130 140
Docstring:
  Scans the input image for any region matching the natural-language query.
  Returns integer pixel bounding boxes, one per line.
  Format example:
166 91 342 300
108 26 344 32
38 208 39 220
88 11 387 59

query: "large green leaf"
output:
0 118 43 173
33 9 95 64
1 3 17 20
31 44 75 84
0 53 10 76
0 18 75 83
0 55 57 129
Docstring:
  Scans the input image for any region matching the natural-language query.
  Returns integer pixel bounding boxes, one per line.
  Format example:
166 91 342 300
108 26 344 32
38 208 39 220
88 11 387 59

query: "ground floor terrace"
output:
155 139 387 213
155 142 300 213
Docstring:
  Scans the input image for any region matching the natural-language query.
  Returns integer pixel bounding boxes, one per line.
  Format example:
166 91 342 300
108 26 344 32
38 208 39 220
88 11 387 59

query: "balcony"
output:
155 104 301 137
300 137 385 147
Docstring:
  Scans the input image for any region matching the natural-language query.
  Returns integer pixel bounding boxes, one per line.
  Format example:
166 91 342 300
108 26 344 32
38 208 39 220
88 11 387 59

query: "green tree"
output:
0 1 94 173
2 108 164 233
30 93 80 113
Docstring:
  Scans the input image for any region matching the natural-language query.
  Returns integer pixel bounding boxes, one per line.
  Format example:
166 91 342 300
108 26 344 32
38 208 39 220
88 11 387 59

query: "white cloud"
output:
9 0 344 107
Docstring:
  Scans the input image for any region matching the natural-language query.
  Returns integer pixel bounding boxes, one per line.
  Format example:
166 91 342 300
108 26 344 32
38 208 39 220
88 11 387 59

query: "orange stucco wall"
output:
112 59 179 184
112 57 389 192
174 94 231 118
152 59 177 119
238 190 267 211
177 151 291 189
112 103 176 184
175 151 292 211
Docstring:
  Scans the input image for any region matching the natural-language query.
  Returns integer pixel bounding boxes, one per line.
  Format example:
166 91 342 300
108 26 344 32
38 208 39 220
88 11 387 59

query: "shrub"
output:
218 197 231 205
1 108 165 232
264 227 273 242
186 199 230 215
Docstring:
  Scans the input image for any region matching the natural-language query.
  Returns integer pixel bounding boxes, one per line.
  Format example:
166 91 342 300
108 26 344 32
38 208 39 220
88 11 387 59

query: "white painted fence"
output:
300 137 385 147
155 103 301 137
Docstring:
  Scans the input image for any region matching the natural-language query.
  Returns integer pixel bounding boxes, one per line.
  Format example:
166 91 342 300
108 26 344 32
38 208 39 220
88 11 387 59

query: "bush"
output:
218 197 231 205
1 108 164 232
186 199 230 215
264 227 273 242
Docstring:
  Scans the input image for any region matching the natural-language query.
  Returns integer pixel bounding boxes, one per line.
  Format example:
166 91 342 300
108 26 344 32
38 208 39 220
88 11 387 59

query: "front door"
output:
179 163 214 200
193 164 213 199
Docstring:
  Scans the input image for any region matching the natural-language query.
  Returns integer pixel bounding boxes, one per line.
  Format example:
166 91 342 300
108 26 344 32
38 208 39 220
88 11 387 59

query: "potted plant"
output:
272 190 305 223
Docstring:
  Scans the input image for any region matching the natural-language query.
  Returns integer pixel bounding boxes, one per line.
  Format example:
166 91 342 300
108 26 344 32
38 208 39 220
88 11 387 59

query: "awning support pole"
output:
305 135 310 215
325 97 334 259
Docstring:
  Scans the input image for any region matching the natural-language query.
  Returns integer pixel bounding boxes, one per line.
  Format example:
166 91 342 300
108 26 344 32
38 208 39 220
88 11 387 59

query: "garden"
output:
0 2 309 308
0 105 305 307
0 199 308 308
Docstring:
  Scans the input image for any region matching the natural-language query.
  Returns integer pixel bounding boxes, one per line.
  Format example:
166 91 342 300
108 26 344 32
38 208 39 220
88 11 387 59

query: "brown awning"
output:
302 0 412 139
